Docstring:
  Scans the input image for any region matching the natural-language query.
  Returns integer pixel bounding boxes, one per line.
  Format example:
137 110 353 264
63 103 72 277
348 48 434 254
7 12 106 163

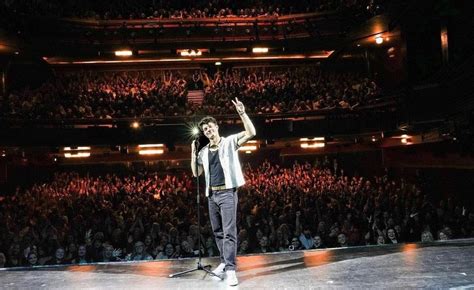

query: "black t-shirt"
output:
209 149 225 186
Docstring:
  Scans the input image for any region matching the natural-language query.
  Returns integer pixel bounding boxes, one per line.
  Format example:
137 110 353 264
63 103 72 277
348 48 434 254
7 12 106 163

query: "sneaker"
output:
211 263 225 280
226 270 238 286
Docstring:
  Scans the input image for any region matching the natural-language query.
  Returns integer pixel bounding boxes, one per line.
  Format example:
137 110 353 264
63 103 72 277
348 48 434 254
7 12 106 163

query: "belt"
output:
210 184 227 191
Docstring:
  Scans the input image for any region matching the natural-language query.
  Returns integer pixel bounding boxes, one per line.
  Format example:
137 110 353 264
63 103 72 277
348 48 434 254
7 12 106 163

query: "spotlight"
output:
192 127 200 136
131 121 140 128
375 36 383 44
215 61 222 66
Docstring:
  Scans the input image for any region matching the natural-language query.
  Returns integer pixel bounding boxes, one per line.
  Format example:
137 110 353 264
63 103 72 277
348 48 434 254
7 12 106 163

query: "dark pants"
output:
208 188 238 271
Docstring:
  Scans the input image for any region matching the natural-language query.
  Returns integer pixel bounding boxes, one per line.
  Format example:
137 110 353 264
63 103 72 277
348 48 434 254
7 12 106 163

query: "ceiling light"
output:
301 143 325 148
252 47 269 53
138 149 164 155
138 144 164 148
63 146 91 151
64 152 91 158
238 145 257 151
180 49 202 56
115 50 133 56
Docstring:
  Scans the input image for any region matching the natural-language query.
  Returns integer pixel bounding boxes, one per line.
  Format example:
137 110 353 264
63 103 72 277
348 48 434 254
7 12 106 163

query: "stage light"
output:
252 47 269 53
62 146 91 158
239 145 257 151
138 144 164 148
139 149 164 155
401 137 413 145
191 127 200 136
138 144 165 155
375 36 383 44
300 137 325 141
215 62 222 66
180 49 202 56
371 136 377 142
131 121 140 129
301 143 325 148
63 146 91 151
64 152 91 158
115 50 133 56
300 137 325 148
238 140 258 152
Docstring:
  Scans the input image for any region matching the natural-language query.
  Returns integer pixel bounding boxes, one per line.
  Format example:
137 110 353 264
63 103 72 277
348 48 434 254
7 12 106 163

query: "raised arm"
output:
232 97 256 146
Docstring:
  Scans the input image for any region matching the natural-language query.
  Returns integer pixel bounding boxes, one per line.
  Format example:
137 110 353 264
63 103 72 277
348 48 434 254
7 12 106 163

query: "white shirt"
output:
198 134 245 196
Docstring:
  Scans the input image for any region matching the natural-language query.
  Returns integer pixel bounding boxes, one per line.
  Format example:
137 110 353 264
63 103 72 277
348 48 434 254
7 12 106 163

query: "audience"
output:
1 0 385 20
3 67 382 119
0 158 472 268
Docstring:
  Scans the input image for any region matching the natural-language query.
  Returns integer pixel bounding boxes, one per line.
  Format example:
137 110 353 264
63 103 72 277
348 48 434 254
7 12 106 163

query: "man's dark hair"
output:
198 116 217 130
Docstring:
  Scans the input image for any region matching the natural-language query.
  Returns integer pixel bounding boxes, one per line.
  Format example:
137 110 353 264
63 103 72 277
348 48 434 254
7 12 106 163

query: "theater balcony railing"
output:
0 96 398 129
57 11 341 43
0 96 399 146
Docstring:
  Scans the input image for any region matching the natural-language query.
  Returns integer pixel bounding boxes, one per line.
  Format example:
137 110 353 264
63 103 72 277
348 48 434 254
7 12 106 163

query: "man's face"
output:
259 236 268 247
439 231 448 241
28 254 38 265
78 245 86 257
377 236 385 245
201 122 219 140
387 229 396 240
318 221 326 232
103 246 113 258
165 244 174 256
68 243 77 254
145 235 152 246
181 241 192 253
55 248 65 260
303 229 311 238
240 240 249 251
337 234 347 246
135 242 145 254
12 244 20 255
421 231 433 242
313 236 322 247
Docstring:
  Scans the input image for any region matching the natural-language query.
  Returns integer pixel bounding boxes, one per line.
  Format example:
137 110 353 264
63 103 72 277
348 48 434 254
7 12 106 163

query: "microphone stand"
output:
168 138 222 280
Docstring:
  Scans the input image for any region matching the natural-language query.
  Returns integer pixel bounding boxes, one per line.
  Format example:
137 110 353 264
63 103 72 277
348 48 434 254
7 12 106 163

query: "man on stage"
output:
191 98 256 286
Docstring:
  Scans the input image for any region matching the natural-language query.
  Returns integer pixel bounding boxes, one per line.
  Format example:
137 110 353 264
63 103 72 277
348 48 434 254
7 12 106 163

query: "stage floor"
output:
2 239 474 289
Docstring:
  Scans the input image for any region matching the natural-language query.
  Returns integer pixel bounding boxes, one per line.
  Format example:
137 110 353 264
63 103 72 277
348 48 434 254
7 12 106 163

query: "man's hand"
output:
191 140 197 153
112 248 122 258
232 97 245 115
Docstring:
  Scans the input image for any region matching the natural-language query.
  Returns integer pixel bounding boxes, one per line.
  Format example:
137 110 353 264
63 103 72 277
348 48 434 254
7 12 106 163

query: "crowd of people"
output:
2 67 381 119
1 0 384 20
200 67 380 115
0 159 472 268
